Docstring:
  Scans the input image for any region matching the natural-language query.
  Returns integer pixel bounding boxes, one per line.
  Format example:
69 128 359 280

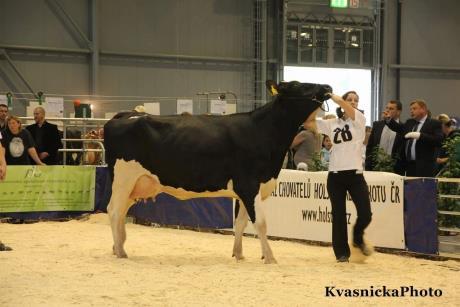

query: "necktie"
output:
406 121 419 161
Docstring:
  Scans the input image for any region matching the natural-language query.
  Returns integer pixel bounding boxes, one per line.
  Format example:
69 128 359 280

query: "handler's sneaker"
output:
336 256 349 263
353 242 373 256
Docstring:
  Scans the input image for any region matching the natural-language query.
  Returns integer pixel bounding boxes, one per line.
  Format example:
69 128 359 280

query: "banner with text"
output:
244 170 405 249
0 166 96 212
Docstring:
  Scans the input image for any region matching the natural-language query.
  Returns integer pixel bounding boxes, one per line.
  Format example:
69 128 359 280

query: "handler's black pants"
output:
327 170 372 259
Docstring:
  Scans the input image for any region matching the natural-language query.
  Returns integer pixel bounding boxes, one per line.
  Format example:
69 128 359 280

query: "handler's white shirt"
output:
316 109 366 172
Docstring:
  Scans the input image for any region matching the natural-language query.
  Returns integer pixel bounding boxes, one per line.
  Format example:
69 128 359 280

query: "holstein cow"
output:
104 80 332 263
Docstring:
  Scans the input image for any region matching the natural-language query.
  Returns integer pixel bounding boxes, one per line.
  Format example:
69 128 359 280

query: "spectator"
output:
366 100 404 174
0 103 8 133
320 134 332 168
1 116 44 165
26 106 62 165
291 123 322 169
436 114 460 169
385 99 443 177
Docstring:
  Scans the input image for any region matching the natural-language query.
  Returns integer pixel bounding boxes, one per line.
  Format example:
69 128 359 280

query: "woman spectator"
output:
0 116 45 165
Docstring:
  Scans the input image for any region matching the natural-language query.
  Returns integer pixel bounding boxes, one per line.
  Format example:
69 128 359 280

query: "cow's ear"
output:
266 80 279 96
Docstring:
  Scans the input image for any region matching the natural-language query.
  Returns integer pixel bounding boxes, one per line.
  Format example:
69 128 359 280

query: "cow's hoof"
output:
232 253 245 261
263 257 277 264
113 246 128 258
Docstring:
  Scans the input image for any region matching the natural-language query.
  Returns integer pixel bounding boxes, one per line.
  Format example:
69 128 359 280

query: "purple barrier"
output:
404 178 438 254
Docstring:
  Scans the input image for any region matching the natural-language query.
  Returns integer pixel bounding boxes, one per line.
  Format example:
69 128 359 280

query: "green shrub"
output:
437 135 460 229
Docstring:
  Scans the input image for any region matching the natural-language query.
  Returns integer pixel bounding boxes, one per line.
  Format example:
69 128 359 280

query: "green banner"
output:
0 166 96 213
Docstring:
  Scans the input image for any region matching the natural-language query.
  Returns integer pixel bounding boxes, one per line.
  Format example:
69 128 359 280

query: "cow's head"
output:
266 80 332 104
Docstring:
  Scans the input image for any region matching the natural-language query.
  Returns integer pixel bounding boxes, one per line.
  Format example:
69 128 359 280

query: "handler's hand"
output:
404 132 421 140
328 93 342 104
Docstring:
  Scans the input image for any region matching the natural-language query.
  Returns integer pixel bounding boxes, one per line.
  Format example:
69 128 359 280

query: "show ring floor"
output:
1 213 459 306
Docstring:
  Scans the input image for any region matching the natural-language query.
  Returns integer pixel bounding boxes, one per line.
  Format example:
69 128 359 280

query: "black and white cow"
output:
104 81 332 263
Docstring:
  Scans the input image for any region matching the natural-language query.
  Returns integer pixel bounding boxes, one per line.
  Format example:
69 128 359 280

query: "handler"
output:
0 131 12 251
306 91 372 262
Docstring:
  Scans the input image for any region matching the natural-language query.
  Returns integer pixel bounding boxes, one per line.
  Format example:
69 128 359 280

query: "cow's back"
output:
104 113 254 192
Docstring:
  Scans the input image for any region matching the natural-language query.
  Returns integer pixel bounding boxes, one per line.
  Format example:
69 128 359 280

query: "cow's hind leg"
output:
232 200 248 261
107 194 134 258
235 183 277 264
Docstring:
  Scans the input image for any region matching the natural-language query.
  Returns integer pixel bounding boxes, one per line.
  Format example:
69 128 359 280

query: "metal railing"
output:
436 177 460 253
20 117 109 165
60 138 106 165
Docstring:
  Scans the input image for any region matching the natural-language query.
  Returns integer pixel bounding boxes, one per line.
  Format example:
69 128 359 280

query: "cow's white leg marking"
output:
232 201 248 261
259 178 276 201
254 193 277 264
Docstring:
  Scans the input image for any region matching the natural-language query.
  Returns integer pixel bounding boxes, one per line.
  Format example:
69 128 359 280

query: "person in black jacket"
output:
26 106 63 165
385 99 443 177
365 100 404 174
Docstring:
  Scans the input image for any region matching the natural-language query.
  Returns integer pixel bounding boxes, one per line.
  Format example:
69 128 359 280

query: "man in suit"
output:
26 106 62 165
385 99 443 177
365 100 404 174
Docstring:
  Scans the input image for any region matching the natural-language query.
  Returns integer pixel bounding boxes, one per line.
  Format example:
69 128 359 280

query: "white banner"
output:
243 170 405 249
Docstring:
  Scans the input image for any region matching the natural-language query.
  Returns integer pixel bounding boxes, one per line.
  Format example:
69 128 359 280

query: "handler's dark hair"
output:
342 91 359 101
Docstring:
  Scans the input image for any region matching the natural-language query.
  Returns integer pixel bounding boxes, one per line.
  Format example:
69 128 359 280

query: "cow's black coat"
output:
104 81 331 222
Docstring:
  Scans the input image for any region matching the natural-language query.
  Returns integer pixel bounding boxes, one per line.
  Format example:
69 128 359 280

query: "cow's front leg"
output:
232 200 248 261
253 194 277 264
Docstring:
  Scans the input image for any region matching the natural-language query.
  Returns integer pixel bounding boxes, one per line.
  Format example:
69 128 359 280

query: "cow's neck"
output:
251 99 315 158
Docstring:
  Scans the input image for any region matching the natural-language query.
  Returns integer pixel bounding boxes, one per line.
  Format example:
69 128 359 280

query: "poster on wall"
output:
177 99 193 115
0 95 7 105
44 96 64 118
210 99 227 115
144 102 160 115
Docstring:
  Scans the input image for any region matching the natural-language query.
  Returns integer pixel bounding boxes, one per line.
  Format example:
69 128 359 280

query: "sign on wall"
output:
177 99 193 115
44 96 64 118
210 99 227 115
243 170 405 249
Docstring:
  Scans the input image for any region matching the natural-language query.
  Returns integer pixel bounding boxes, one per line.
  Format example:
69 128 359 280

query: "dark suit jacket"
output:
26 121 63 165
365 120 404 174
386 117 443 177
